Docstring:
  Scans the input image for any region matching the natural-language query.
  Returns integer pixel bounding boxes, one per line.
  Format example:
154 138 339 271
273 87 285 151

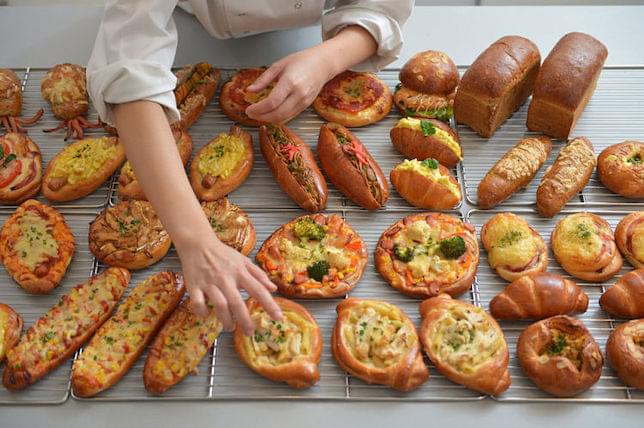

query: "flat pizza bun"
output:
256 213 367 299
332 298 429 391
0 199 75 294
313 71 393 127
233 297 322 389
219 68 276 126
201 198 256 255
0 303 22 362
375 213 479 299
0 132 42 205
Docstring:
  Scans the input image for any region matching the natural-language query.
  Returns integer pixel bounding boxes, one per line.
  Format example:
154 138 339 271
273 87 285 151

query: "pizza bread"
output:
0 132 43 204
390 158 461 210
201 198 256 256
0 303 22 362
173 62 220 130
389 117 462 167
219 68 275 126
615 212 644 268
606 319 644 390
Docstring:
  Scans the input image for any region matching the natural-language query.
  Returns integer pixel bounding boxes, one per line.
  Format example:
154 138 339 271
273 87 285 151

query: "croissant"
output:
490 273 588 320
599 269 644 319
615 212 644 268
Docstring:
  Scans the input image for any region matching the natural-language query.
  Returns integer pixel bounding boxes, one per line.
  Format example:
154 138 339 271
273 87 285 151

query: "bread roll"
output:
599 269 644 319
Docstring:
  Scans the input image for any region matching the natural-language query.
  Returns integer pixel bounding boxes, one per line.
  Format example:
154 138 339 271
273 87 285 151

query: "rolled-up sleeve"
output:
322 0 414 72
87 0 180 126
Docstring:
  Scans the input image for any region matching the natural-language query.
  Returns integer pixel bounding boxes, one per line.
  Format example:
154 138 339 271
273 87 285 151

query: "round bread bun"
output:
606 319 644 389
615 211 644 268
201 198 256 256
597 141 644 198
399 50 459 95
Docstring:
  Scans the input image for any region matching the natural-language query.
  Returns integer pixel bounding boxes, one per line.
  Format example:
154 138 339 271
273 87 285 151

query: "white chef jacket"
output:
87 0 414 126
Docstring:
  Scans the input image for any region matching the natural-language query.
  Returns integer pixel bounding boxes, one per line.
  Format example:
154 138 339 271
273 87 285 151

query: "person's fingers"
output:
246 62 283 92
245 77 292 118
220 280 254 336
250 91 307 124
202 285 234 331
187 287 209 317
240 271 283 321
245 259 277 292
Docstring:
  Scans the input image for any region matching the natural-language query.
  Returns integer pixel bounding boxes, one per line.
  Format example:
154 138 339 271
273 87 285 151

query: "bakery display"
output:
0 200 75 294
551 212 622 282
0 303 22 362
144 299 222 395
527 32 608 139
477 136 552 209
201 198 256 255
72 271 184 398
190 125 253 201
41 63 101 140
259 123 328 212
317 122 389 210
3 267 130 390
375 213 479 299
234 297 322 389
454 36 541 138
88 200 171 270
42 136 125 202
394 50 458 121
0 132 43 204
313 71 392 127
255 213 367 299
219 68 276 126
517 315 603 397
332 298 428 391
118 129 193 201
173 62 220 130
606 319 644 389
419 294 511 395
0 69 43 133
390 158 461 210
489 273 588 320
615 212 644 268
480 212 548 282
599 269 644 319
536 137 596 217
597 141 644 199
390 117 462 167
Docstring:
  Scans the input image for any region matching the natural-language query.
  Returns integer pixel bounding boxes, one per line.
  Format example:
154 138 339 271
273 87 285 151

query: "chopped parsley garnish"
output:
209 218 224 232
336 133 349 145
576 223 592 239
497 230 523 248
627 154 642 164
214 145 226 158
421 158 439 169
104 336 115 345
117 219 128 236
546 335 567 356
420 120 436 137
134 302 143 311
0 146 4 158
41 331 55 343
254 332 264 342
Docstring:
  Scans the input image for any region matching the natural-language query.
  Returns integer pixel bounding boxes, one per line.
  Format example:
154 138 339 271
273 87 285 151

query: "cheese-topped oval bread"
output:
332 298 429 391
615 212 644 269
0 132 43 204
419 294 511 395
3 267 130 390
390 117 462 167
0 199 75 294
71 271 184 398
552 212 622 282
201 198 256 256
219 68 276 127
375 213 479 299
233 297 322 389
390 158 461 210
0 303 22 363
481 212 548 282
606 319 644 389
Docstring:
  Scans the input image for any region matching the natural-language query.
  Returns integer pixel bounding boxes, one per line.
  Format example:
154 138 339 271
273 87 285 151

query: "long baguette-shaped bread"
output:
489 273 588 320
599 269 644 319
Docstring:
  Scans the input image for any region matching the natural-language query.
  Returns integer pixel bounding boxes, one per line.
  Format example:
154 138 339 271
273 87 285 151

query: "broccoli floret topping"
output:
307 260 330 282
420 120 436 137
439 236 466 259
393 244 415 263
293 217 325 241
421 158 439 169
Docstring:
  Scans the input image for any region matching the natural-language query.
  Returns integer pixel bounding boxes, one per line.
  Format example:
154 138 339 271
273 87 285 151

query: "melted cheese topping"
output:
394 159 460 196
0 310 7 359
13 210 59 270
197 134 246 179
49 137 119 185
486 215 538 269
553 214 604 263
395 118 462 158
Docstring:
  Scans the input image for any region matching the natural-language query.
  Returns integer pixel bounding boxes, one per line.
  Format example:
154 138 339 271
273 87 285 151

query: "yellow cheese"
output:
394 159 461 197
0 310 7 359
554 215 603 262
13 210 59 270
396 117 462 158
487 216 538 269
50 137 118 184
197 134 246 179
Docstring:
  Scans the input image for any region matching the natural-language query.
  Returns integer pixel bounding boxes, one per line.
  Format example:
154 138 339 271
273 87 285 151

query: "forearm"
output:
317 26 378 76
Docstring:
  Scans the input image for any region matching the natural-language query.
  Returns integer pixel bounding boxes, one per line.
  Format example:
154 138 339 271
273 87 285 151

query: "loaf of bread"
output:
527 32 608 139
454 36 541 138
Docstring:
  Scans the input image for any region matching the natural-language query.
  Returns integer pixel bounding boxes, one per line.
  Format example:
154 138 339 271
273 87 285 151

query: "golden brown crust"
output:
490 273 588 320
393 87 454 120
536 137 596 217
0 303 22 362
599 269 644 319
517 315 603 397
454 36 541 138
201 198 256 256
173 63 220 130
389 118 462 167
615 212 644 268
41 63 88 120
477 136 551 209
419 294 511 395
597 141 644 199
606 319 644 389
233 297 322 389
390 160 461 210
0 132 43 204
317 122 388 210
399 50 459 95
219 68 274 127
190 125 253 201
332 298 429 391
0 69 22 117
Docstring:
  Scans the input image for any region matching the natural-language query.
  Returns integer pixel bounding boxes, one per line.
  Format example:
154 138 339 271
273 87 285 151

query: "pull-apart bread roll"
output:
190 125 253 201
260 124 327 212
419 294 511 395
606 319 644 389
3 267 130 390
517 315 603 397
551 212 622 282
527 33 608 139
390 117 462 167
599 269 644 319
0 303 22 362
219 68 275 127
477 136 552 209
454 36 541 138
597 141 644 199
0 200 75 294
317 122 388 210
375 213 479 299
0 132 43 204
201 198 256 255
390 158 461 210
490 273 588 320
536 137 596 217
615 212 644 268
72 271 184 398
173 62 220 130
332 298 429 391
234 297 322 389
394 50 459 121
256 214 367 299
